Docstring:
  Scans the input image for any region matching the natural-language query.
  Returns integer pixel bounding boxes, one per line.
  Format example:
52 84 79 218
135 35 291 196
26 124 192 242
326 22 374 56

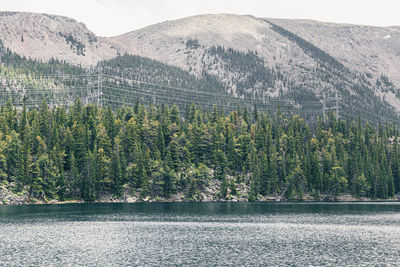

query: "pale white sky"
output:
1 0 400 37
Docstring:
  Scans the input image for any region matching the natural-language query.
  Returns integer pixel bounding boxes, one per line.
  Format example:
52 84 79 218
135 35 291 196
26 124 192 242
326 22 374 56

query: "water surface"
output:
0 202 399 266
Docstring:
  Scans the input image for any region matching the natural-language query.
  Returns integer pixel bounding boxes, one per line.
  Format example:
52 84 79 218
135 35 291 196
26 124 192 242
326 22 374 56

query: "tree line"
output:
0 99 399 202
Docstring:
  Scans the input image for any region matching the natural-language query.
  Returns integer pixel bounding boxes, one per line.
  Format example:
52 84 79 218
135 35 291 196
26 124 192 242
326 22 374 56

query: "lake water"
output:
0 202 399 266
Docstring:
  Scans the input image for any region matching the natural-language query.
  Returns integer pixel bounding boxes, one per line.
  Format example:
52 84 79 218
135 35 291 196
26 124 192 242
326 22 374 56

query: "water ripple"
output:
0 202 399 266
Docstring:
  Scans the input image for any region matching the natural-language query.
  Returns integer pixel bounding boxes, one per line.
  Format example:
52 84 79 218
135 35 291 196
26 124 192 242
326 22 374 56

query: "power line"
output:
1 72 334 106
321 93 341 122
102 74 336 105
1 72 400 126
101 84 324 115
341 103 400 125
100 77 327 115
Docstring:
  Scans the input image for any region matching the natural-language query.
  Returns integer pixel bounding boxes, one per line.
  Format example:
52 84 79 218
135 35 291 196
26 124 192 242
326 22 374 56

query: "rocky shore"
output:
2 183 398 206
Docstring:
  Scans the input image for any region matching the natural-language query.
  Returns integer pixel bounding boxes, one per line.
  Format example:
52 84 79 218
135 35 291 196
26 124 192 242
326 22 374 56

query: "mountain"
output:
110 14 400 123
1 12 400 124
268 18 400 88
111 14 400 87
0 42 93 107
268 18 400 110
0 12 121 66
0 40 229 110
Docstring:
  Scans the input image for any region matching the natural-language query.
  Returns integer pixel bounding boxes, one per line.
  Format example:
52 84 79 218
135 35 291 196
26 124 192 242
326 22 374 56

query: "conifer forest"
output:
0 99 398 203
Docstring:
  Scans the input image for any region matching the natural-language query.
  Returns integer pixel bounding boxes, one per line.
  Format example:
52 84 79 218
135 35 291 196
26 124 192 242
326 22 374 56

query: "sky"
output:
1 0 400 37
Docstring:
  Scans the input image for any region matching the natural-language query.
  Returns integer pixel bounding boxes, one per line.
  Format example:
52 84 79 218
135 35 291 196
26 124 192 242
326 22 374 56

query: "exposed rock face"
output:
111 14 400 87
0 183 28 205
2 12 400 87
0 12 122 66
1 12 400 113
110 14 308 72
110 14 400 112
268 18 400 92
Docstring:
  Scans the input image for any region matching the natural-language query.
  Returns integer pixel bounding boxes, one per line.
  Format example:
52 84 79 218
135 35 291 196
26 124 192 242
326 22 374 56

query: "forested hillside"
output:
0 41 231 111
0 40 93 106
98 54 236 111
1 100 398 204
111 13 400 122
100 54 225 94
98 47 400 126
0 44 297 117
2 25 400 127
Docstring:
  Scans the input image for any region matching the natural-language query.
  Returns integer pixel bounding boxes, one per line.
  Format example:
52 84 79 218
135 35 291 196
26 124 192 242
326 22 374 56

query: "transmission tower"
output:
321 93 340 122
97 66 103 107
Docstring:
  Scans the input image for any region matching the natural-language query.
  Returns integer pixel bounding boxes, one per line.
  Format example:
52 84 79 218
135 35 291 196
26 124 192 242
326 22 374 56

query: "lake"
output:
0 202 399 266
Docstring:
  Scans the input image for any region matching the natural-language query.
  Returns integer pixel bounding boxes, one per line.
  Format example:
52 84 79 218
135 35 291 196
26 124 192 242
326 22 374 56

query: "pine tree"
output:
28 159 43 202
219 175 229 199
39 100 51 142
69 153 80 198
0 134 7 182
162 163 176 198
110 148 122 197
0 98 398 203
309 138 321 194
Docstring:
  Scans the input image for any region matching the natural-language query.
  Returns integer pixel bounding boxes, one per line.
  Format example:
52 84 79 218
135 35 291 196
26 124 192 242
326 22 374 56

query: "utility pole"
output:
321 92 340 122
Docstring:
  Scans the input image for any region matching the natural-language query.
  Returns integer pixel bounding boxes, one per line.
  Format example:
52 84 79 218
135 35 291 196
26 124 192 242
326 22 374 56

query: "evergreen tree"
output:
0 99 398 203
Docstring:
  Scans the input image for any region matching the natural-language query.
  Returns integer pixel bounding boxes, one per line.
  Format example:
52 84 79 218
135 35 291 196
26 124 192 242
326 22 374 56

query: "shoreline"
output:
1 196 399 206
2 182 399 205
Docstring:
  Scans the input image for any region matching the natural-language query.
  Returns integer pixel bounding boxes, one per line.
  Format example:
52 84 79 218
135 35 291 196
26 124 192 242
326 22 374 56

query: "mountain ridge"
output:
0 11 122 66
1 12 400 124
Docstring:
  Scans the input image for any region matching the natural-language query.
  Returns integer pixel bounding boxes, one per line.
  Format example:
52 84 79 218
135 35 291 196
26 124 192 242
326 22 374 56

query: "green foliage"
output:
99 53 225 93
0 99 398 202
58 32 86 55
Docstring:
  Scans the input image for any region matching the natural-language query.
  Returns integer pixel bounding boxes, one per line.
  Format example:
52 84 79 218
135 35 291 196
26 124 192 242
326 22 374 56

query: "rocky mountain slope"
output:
0 12 121 66
112 14 400 86
1 12 400 123
268 18 400 88
110 14 400 120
